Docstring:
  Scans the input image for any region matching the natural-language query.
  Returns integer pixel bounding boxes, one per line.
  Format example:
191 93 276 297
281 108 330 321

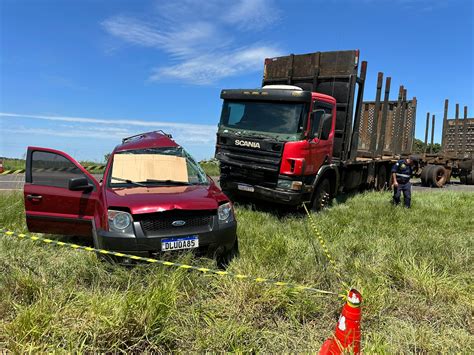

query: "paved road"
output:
1 174 473 193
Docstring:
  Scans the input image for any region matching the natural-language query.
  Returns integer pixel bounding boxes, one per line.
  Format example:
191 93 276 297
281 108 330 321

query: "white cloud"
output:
0 112 216 146
101 0 281 84
151 45 281 85
222 0 280 30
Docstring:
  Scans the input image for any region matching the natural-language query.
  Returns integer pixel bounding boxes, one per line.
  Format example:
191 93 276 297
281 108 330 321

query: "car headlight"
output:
108 210 133 233
218 202 234 224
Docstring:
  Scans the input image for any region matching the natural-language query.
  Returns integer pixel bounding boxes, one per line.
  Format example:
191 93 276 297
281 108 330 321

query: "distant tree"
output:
104 153 111 163
412 138 442 154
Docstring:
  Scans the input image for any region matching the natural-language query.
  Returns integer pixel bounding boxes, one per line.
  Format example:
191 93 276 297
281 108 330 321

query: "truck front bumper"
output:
222 181 307 205
96 221 237 257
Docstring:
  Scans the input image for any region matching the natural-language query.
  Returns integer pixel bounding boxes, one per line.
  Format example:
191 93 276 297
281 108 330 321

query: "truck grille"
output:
136 211 214 236
216 137 284 187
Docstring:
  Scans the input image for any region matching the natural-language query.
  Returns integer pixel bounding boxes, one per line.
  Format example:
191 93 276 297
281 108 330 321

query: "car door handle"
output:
26 194 43 201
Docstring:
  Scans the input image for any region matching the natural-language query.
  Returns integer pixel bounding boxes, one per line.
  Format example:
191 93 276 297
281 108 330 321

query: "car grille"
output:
136 211 214 236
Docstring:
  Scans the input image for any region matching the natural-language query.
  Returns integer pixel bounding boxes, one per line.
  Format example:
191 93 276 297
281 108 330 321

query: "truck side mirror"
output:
68 177 93 191
319 114 333 140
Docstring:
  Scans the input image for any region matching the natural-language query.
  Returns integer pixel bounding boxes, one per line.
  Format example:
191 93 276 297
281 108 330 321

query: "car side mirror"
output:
68 177 93 191
319 114 333 140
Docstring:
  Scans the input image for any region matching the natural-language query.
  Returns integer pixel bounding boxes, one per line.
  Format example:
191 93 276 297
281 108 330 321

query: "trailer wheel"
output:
375 165 388 190
464 171 474 185
428 165 448 188
421 165 434 187
312 178 332 211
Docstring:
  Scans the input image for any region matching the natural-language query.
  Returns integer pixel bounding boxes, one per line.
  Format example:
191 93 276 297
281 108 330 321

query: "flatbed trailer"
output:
215 50 417 208
420 100 473 187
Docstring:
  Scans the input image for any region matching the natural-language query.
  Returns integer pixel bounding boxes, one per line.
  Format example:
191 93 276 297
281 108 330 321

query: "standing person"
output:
391 157 417 208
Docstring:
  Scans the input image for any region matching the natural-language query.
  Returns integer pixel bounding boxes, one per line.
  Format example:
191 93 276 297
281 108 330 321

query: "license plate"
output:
238 184 254 192
161 236 199 251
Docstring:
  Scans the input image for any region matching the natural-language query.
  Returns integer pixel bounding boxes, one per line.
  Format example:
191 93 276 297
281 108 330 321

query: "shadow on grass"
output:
231 190 363 219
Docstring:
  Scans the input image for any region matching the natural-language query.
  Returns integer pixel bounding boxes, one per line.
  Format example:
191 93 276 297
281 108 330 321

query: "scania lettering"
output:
235 140 261 148
215 50 418 210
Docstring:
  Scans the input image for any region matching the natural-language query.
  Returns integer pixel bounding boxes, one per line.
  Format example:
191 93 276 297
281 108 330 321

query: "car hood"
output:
105 184 223 214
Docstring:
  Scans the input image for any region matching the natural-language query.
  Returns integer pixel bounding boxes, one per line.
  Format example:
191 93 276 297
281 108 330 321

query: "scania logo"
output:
171 220 186 227
235 140 261 148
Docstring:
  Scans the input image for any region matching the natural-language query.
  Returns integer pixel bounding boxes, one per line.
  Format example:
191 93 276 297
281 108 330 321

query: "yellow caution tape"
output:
0 228 339 297
302 203 343 281
0 169 26 175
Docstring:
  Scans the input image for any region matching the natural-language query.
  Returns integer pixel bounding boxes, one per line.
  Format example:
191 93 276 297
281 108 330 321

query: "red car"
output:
23 131 238 265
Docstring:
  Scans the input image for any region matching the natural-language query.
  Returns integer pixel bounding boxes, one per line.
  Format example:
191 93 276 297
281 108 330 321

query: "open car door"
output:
24 147 100 237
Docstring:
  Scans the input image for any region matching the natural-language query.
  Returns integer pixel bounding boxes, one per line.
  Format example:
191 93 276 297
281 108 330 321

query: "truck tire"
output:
428 165 448 188
375 165 388 190
420 165 434 187
459 174 466 184
464 171 474 185
312 178 332 211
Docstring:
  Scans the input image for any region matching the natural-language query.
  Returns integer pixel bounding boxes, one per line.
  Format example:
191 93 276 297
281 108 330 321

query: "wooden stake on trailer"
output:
370 72 383 157
430 114 435 154
441 99 449 153
376 77 391 157
455 103 460 155
462 106 468 156
424 112 430 156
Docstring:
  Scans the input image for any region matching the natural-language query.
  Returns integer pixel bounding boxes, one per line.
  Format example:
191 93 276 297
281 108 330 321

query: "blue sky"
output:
1 0 473 162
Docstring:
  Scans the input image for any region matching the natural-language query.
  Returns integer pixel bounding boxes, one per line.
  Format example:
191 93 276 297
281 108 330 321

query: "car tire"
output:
217 239 239 269
428 165 448 188
312 178 332 212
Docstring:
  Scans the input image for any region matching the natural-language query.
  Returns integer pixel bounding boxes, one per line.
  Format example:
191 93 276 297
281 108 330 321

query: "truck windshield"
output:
108 147 208 188
220 100 307 134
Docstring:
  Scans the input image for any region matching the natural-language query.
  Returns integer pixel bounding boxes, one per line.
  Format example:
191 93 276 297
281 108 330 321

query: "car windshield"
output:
220 100 307 134
108 147 208 188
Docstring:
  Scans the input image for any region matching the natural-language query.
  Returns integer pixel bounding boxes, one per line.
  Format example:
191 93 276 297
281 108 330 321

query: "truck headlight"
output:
277 179 303 191
218 202 234 224
108 210 133 233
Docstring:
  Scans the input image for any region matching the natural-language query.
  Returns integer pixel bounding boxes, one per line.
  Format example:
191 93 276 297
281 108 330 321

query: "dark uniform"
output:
392 159 413 208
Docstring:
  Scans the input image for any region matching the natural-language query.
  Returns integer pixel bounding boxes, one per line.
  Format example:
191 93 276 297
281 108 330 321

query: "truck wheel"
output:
312 178 332 211
460 174 467 184
465 171 474 185
428 165 448 188
375 165 387 190
420 165 434 187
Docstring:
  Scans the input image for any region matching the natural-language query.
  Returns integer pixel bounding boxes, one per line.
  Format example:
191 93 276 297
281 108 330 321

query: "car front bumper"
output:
96 219 237 257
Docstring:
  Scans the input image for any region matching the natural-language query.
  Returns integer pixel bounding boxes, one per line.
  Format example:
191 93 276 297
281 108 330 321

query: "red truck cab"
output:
216 86 338 209
24 131 238 265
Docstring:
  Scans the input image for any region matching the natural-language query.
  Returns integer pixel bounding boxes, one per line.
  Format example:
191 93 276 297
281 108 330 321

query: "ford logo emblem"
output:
172 220 186 227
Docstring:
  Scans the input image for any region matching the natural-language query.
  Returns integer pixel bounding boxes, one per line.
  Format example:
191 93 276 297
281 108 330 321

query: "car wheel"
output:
312 178 332 212
217 239 239 269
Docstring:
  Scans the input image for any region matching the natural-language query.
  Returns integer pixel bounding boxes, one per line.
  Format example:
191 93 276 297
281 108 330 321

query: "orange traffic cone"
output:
319 289 362 355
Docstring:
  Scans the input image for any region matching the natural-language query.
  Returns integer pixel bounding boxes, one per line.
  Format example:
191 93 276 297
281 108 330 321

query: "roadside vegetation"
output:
1 157 219 176
0 190 472 352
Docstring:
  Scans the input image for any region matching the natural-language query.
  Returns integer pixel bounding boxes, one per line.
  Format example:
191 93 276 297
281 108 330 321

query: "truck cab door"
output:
307 101 335 171
24 147 100 237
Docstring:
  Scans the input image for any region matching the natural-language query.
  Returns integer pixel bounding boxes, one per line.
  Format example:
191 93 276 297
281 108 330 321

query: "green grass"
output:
0 191 472 352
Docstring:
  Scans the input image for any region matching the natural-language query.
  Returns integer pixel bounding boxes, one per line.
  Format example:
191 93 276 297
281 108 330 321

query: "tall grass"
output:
0 190 472 352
